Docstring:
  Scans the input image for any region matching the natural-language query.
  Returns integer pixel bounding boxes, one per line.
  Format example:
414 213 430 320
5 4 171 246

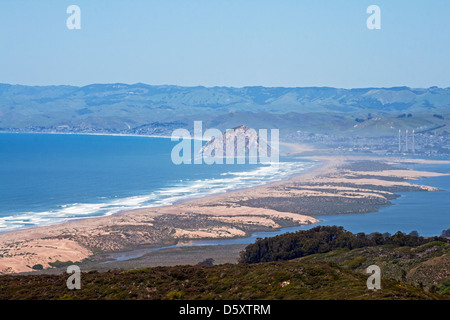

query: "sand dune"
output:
0 154 448 274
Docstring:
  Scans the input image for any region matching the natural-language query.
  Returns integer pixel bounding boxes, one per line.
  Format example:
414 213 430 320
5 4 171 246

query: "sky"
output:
0 0 449 88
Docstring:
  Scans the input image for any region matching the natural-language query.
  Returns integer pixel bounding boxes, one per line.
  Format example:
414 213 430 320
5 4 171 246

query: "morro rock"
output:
200 125 275 161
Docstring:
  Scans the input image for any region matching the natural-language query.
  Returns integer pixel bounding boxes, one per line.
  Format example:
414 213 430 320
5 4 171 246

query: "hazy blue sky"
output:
0 0 449 88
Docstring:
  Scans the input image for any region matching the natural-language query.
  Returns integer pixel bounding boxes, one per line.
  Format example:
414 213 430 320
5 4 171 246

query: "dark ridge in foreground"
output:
0 260 445 300
1 227 449 300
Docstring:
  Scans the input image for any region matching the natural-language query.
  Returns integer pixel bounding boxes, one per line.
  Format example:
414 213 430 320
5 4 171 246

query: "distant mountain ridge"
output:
0 83 449 136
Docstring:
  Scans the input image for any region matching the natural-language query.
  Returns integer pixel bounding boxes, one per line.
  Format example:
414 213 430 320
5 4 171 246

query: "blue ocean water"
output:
1 133 449 238
0 133 315 232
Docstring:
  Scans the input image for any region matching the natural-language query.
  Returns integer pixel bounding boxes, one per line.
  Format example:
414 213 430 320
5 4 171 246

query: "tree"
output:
238 226 448 264
408 230 419 237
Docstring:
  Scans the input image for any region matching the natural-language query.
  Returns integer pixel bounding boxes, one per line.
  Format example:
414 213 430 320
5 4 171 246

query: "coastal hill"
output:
1 83 450 138
239 226 450 292
1 226 449 300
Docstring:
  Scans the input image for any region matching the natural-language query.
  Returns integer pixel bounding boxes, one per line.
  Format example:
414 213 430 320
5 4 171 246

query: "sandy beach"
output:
0 150 449 274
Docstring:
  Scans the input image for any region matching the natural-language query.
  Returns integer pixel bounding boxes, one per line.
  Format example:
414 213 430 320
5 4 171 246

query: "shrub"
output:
31 264 44 270
197 258 215 266
344 257 367 269
48 260 74 268
437 278 450 294
165 290 186 300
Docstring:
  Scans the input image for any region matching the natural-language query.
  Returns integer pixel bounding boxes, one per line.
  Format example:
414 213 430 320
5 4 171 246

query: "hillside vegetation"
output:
0 260 445 300
238 226 450 294
1 226 449 300
238 226 449 263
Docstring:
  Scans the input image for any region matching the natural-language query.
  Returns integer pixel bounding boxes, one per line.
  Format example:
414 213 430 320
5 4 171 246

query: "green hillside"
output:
298 243 450 292
0 260 445 300
1 83 449 137
1 226 449 300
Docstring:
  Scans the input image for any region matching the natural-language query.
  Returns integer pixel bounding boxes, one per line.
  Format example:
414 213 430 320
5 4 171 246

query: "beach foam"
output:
0 161 315 233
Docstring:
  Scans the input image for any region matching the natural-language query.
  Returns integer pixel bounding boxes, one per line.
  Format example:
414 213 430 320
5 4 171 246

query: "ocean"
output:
1 133 449 238
0 133 315 232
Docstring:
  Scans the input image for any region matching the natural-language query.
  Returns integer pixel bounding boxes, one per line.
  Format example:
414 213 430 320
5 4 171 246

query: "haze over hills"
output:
0 83 449 138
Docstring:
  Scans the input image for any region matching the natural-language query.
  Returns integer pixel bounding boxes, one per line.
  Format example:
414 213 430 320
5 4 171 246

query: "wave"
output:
0 161 316 233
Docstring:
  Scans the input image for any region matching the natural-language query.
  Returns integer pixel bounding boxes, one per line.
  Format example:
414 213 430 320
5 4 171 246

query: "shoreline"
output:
0 155 323 236
0 130 175 140
1 153 449 274
0 151 319 236
0 150 324 273
0 133 317 234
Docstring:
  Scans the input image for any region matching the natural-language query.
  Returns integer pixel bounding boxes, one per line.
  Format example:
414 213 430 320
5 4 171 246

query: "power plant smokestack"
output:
412 129 415 153
398 129 401 152
405 129 408 152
